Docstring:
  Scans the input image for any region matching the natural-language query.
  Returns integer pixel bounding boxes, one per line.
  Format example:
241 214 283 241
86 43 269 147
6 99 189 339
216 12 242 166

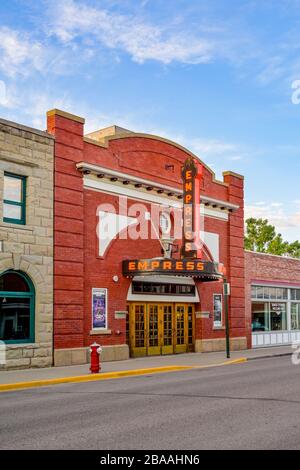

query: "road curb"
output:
247 352 292 361
0 357 247 393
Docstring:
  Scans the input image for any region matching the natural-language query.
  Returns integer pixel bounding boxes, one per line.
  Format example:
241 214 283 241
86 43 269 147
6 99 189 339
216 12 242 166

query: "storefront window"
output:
132 281 195 296
270 303 287 331
0 271 35 343
252 285 300 343
291 304 300 330
252 302 287 332
251 285 288 300
291 289 300 301
252 303 270 331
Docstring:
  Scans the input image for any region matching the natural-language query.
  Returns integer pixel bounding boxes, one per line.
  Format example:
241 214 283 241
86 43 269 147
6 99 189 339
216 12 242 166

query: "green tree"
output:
245 218 300 259
286 240 300 258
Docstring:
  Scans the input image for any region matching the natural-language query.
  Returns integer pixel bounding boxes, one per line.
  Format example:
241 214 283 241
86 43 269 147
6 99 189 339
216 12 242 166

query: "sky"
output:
0 0 300 241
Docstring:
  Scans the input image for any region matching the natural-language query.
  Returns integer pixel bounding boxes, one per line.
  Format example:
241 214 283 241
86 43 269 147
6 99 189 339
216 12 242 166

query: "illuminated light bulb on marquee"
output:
181 156 203 259
122 156 225 280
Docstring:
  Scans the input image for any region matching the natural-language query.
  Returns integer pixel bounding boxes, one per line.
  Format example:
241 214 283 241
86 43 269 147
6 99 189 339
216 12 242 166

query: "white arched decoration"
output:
97 211 138 257
96 210 220 262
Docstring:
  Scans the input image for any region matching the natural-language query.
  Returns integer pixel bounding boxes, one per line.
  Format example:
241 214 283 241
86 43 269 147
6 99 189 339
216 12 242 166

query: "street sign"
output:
223 283 231 296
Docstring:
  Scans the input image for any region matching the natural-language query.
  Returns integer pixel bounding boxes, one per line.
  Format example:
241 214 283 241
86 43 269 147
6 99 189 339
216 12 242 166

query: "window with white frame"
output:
251 285 300 333
159 211 171 236
291 289 300 330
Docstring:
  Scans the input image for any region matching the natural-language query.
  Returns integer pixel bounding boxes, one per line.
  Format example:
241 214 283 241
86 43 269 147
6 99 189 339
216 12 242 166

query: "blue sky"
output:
0 0 300 241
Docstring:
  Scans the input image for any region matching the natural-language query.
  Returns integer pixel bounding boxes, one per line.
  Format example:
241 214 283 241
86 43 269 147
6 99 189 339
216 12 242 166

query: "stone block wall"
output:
0 118 54 369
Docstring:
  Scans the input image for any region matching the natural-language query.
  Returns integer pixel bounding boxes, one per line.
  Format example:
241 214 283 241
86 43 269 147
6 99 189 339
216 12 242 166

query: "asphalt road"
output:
1 356 300 450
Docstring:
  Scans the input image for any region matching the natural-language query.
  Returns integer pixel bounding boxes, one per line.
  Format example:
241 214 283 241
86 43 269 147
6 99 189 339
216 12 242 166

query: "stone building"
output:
0 117 54 369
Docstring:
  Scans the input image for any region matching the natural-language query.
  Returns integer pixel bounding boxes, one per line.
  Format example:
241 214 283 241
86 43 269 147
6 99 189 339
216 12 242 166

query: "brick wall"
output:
223 173 246 343
47 110 85 351
0 118 54 369
49 109 247 358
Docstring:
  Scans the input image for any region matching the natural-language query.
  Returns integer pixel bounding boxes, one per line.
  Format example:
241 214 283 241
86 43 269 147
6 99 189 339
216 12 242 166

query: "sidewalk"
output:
0 345 292 387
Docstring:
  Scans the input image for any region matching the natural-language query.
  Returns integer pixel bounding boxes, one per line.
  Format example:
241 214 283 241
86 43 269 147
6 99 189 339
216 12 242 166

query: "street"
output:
1 356 300 450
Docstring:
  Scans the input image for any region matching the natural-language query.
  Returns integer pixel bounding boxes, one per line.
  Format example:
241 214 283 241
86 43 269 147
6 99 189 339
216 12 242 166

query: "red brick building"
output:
246 251 300 349
47 109 247 366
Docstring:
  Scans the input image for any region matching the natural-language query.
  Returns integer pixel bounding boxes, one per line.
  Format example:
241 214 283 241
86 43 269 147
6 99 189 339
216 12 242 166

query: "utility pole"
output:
223 278 230 359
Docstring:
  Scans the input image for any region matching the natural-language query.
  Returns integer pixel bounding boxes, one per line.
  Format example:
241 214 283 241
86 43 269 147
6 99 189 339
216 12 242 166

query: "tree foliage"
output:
245 218 300 259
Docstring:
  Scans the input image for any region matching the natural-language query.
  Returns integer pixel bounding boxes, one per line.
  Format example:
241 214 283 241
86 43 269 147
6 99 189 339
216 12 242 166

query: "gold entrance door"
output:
187 304 195 352
130 303 147 357
174 304 195 354
175 304 187 354
161 304 174 355
147 304 160 355
129 302 194 357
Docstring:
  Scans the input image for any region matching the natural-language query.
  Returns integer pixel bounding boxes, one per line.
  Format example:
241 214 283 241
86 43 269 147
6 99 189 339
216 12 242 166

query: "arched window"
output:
159 211 172 237
0 271 35 343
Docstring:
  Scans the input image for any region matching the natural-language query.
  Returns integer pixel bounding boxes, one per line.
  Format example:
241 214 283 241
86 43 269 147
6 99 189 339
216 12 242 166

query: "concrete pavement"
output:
0 345 293 390
0 356 299 449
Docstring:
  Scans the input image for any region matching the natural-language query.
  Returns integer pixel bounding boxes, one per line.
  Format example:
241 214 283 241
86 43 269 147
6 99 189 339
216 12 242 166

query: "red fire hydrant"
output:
90 342 102 374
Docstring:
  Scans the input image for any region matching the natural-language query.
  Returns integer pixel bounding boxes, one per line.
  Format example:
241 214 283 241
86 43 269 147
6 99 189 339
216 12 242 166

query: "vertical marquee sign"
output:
181 156 203 259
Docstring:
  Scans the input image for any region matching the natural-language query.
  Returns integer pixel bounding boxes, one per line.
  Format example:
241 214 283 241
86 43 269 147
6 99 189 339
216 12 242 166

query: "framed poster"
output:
92 288 108 330
213 294 223 327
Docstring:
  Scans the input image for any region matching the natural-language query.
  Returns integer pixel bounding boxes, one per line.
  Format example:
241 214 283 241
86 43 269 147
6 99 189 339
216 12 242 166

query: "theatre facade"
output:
47 109 247 366
1 109 299 369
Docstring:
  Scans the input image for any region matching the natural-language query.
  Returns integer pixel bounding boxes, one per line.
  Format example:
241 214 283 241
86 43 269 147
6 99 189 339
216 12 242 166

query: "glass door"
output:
148 304 160 355
130 303 147 357
187 304 195 352
129 302 194 357
161 304 173 355
175 304 188 354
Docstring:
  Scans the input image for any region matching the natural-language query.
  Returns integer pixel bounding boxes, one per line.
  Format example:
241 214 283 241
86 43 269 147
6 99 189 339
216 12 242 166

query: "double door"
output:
128 303 195 357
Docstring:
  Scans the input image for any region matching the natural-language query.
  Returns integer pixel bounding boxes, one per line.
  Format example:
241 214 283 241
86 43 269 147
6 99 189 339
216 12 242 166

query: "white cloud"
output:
0 80 7 106
0 27 45 77
46 0 214 65
186 138 238 156
0 86 74 130
245 203 300 241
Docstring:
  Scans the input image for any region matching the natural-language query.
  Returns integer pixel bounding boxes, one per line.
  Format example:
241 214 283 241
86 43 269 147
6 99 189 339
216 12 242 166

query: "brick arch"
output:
106 133 225 187
0 255 45 291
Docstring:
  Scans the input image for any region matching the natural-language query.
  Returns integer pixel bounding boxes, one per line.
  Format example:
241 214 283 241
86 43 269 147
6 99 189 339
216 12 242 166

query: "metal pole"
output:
224 277 230 359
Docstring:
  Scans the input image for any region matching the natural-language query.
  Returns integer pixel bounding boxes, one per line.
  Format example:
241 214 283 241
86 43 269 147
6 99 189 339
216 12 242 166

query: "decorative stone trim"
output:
114 311 127 319
47 108 85 124
196 311 210 319
90 329 112 335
